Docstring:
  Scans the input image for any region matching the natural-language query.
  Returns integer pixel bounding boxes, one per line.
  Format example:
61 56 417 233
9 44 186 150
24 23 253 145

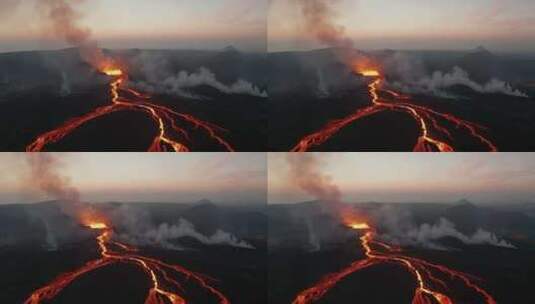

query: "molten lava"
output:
292 70 497 152
27 64 234 152
87 222 107 230
349 222 370 230
102 68 123 76
292 222 497 304
360 69 380 77
25 225 230 304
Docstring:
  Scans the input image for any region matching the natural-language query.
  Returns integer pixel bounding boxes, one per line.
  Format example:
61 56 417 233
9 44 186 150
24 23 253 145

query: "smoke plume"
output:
295 0 353 48
402 218 516 249
39 0 91 45
27 154 80 204
135 67 267 99
391 66 528 98
24 154 102 249
375 206 515 250
306 217 321 251
60 72 71 96
38 0 110 69
43 220 59 251
316 68 329 97
286 153 341 205
25 154 98 225
120 218 254 250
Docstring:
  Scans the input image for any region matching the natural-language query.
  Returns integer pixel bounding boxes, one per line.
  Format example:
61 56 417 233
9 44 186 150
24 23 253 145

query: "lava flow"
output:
26 66 234 152
292 221 497 304
24 222 230 304
292 70 497 152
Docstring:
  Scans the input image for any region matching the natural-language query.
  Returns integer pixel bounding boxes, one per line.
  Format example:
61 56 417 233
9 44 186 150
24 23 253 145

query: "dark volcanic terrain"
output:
0 201 267 304
267 48 535 151
0 48 267 151
268 201 535 304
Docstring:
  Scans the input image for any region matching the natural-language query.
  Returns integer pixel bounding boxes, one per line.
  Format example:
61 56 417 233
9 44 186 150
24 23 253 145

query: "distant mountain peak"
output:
471 46 493 56
195 199 215 206
456 199 474 206
222 45 239 53
448 199 478 214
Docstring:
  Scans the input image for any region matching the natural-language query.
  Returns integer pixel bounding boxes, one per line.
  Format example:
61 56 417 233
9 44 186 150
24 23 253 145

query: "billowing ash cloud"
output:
25 154 99 249
391 66 527 98
26 154 80 206
39 0 91 46
375 207 515 250
286 153 341 205
294 0 353 48
119 218 254 250
135 67 267 99
285 153 355 251
37 0 110 69
25 154 102 223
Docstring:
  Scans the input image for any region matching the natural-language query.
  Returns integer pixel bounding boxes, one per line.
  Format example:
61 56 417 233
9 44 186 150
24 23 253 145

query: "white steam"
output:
380 217 515 250
316 68 329 97
392 66 527 98
120 218 254 250
60 72 71 96
43 219 58 251
136 67 267 99
306 217 321 252
132 57 267 100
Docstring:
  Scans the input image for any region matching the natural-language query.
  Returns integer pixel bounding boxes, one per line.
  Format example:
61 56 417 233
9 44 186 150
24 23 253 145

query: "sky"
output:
268 153 535 204
0 153 266 204
268 0 535 53
0 0 267 53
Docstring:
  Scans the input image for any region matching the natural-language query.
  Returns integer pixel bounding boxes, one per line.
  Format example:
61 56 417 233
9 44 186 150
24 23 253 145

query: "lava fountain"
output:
292 67 497 152
292 220 497 304
27 62 234 152
25 219 230 304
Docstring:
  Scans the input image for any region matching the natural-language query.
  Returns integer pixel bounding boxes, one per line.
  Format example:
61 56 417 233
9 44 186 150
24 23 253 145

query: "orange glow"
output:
87 222 107 230
292 224 497 304
349 222 370 230
26 58 234 152
360 69 380 77
351 57 381 75
102 68 123 76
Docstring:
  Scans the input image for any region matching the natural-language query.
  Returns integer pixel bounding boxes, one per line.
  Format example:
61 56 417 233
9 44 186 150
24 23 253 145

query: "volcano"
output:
291 69 496 152
25 54 233 152
268 201 535 304
1 201 267 304
0 48 267 151
267 48 535 151
24 224 230 304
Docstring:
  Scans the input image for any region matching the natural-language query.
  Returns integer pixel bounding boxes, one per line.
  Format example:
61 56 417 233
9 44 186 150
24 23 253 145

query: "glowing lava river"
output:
291 71 497 152
292 223 497 304
26 67 234 152
24 223 230 304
